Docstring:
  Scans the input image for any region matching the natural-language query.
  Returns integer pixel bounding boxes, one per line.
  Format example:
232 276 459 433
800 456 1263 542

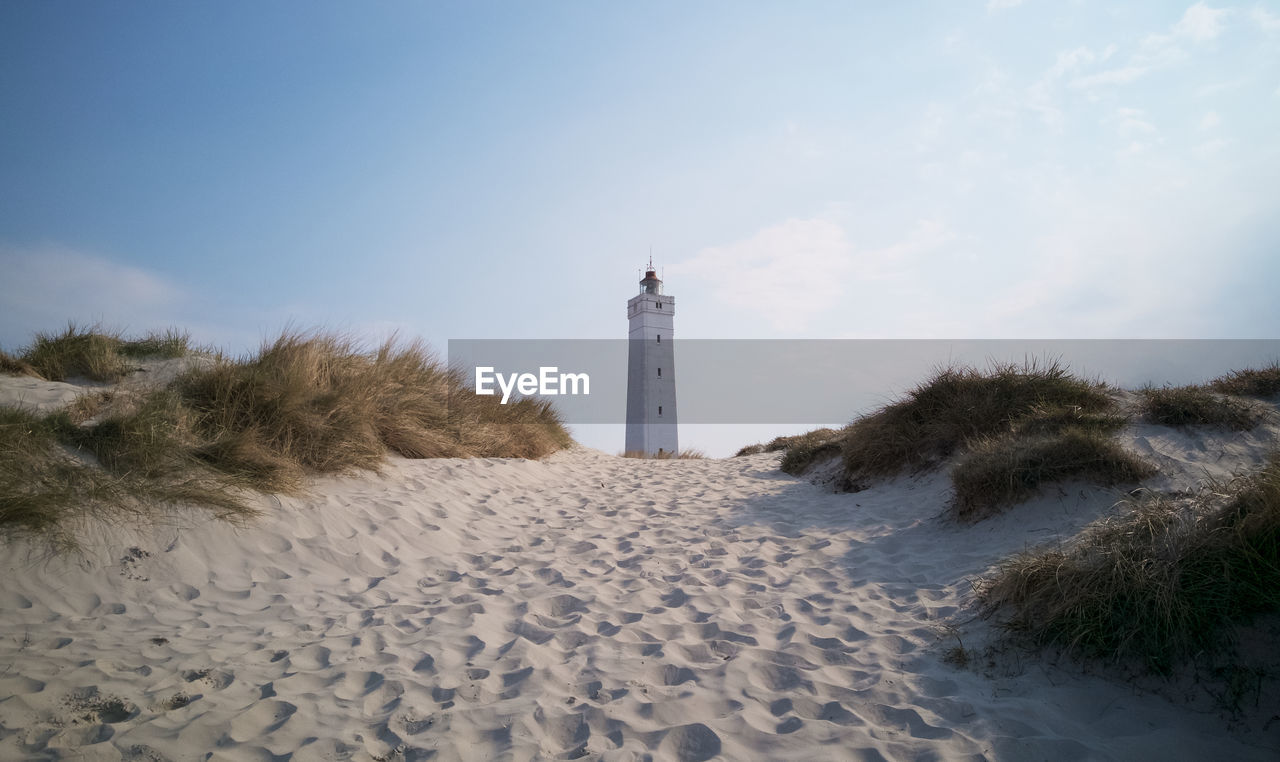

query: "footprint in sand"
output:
62 688 136 724
535 593 588 619
659 723 722 762
533 706 590 753
181 668 234 690
396 711 438 735
290 644 331 670
333 670 384 700
228 699 297 742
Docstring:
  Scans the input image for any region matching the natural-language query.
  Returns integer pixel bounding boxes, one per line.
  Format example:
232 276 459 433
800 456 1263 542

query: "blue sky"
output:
2 2 1278 452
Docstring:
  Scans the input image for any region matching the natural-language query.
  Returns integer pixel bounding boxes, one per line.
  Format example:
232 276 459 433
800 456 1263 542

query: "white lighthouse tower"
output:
625 261 678 455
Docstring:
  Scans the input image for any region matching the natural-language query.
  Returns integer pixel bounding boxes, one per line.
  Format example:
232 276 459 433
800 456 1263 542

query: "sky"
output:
2 1 1278 454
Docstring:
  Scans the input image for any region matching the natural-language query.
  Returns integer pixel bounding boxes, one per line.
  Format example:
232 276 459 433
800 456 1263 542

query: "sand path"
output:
0 448 1275 760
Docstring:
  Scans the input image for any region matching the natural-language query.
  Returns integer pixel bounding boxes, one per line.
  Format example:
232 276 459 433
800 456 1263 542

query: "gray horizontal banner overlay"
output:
448 339 1280 425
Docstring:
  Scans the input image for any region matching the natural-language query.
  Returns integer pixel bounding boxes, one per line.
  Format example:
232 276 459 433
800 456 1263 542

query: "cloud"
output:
1071 65 1150 89
1173 2 1229 41
857 220 958 281
1110 107 1158 138
986 0 1025 11
668 219 958 334
914 103 950 153
1070 3 1230 90
1252 6 1280 33
1101 107 1161 156
1199 111 1221 130
1027 45 1116 128
0 245 189 350
1047 46 1101 78
667 219 855 332
1195 79 1242 96
1194 137 1230 156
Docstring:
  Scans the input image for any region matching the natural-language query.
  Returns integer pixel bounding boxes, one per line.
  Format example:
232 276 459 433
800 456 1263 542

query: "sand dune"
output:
2 434 1278 760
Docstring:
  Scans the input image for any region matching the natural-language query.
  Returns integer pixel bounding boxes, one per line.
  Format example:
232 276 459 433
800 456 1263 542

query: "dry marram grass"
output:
1210 362 1280 400
839 360 1115 483
734 362 1150 518
1 328 572 547
1140 385 1264 430
735 428 843 475
0 348 42 379
950 429 1154 521
980 454 1280 673
19 323 191 382
0 406 254 553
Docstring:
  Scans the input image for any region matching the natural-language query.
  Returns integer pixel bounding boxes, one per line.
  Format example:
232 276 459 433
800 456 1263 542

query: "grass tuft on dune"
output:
1210 362 1280 400
744 361 1149 519
0 406 255 552
980 454 1280 674
736 428 843 475
950 429 1154 521
0 348 43 379
1 327 572 547
840 360 1115 481
181 331 571 486
776 429 843 475
14 323 192 382
1140 385 1266 430
742 363 1279 519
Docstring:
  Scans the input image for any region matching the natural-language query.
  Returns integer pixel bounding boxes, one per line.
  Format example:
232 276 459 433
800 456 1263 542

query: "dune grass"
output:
22 325 128 382
1140 385 1263 430
17 323 191 382
1 327 573 547
840 360 1115 483
51 390 200 479
736 427 840 455
951 429 1155 521
1210 362 1280 400
0 406 254 552
0 348 42 379
1 406 113 545
735 363 1142 513
116 328 190 360
979 454 1280 674
735 428 845 475
178 331 570 492
776 429 843 475
839 361 1141 511
1006 404 1129 437
622 448 707 459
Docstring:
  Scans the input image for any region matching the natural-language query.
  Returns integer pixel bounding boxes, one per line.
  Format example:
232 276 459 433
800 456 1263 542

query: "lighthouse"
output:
625 261 678 455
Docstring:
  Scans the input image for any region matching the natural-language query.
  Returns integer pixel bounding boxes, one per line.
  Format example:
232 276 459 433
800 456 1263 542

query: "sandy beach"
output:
5 2 1280 758
2 414 1277 760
